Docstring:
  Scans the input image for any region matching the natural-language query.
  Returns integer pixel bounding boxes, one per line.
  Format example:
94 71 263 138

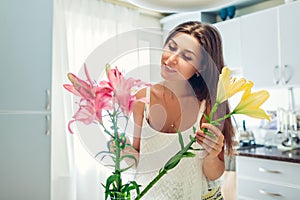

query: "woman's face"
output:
161 33 202 81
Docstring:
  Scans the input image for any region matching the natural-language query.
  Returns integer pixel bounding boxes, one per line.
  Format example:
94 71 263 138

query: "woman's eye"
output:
182 54 192 61
168 43 176 51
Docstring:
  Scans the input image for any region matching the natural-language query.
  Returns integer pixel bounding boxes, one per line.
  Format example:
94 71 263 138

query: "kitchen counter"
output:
237 146 300 164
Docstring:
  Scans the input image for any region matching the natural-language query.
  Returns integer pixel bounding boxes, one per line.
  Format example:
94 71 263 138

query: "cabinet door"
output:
214 18 242 72
240 8 279 88
237 156 300 200
238 178 300 200
278 1 300 86
0 0 52 111
0 114 50 200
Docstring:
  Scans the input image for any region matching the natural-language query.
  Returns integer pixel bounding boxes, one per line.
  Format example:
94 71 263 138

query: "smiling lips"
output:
163 64 177 73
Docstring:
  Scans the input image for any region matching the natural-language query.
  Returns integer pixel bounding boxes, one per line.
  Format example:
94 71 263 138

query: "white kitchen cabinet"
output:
278 1 300 86
214 18 242 74
240 1 300 88
0 0 52 199
237 156 300 200
240 8 279 88
0 114 51 200
0 0 52 111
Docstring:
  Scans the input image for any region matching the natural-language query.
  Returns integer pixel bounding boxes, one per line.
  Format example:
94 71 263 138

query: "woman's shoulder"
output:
135 83 163 99
150 83 165 99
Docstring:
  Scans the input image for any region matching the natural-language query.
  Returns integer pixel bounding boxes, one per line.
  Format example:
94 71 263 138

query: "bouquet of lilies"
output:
64 64 150 199
64 64 270 200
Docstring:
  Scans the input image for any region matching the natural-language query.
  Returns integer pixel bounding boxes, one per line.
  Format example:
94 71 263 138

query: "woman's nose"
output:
166 53 178 66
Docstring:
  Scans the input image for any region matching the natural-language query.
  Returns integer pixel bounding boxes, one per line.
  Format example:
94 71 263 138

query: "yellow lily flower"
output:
216 67 247 104
233 81 271 121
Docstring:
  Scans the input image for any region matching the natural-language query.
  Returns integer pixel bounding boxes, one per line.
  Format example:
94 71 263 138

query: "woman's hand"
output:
109 134 130 153
195 123 224 160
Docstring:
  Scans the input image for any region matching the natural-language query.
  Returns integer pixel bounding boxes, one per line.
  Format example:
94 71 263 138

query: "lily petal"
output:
63 84 81 97
216 67 247 104
233 81 270 121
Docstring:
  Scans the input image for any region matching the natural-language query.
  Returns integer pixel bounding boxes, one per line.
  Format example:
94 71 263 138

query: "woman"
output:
128 21 235 199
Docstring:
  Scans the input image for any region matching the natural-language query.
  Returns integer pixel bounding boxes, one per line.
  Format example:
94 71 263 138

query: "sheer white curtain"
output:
51 0 139 200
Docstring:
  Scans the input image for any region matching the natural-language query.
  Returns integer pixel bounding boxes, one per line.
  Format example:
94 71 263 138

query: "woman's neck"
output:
162 80 194 98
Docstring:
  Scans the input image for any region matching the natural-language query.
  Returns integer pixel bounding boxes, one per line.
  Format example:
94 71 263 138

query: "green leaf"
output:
209 102 219 120
120 163 135 173
164 158 181 171
193 126 197 134
120 154 137 166
203 128 216 139
104 174 119 199
100 155 116 164
203 113 211 123
164 152 182 171
211 121 220 126
182 152 196 157
189 135 196 142
177 130 184 150
106 174 118 187
121 183 130 193
129 181 141 195
95 151 115 161
164 152 181 167
103 128 114 138
107 139 114 152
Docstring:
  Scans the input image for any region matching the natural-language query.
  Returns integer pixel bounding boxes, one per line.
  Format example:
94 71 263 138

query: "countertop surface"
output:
237 146 300 164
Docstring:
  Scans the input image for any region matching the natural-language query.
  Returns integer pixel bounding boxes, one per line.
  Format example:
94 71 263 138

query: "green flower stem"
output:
202 128 216 139
204 102 234 139
211 112 234 124
209 102 219 120
135 169 167 200
111 110 122 194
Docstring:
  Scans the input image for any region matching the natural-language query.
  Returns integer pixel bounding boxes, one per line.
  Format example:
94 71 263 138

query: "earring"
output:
196 72 200 77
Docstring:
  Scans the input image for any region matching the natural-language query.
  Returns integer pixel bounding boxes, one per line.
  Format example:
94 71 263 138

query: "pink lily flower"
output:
64 64 113 133
63 64 96 100
95 88 114 122
115 77 150 116
64 64 150 133
67 100 96 134
107 67 123 89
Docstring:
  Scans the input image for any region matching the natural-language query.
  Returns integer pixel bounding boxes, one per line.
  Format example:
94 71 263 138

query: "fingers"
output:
201 123 223 138
195 123 224 157
109 135 132 153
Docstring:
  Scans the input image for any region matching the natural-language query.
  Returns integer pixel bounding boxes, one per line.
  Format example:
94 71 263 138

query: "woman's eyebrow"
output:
169 39 177 45
184 49 197 57
170 38 197 56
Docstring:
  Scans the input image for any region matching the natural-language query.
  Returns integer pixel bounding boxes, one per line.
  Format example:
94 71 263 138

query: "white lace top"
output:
134 87 219 200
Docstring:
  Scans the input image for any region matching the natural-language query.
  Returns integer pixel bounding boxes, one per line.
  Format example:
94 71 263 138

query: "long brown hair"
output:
165 21 235 154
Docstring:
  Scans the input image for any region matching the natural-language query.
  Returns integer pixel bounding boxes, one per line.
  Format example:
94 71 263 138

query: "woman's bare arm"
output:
120 88 146 167
196 123 225 180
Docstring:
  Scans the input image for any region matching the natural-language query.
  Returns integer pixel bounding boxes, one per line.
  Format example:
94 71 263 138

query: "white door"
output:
278 1 300 86
0 0 52 111
0 114 51 200
214 18 242 73
240 8 279 88
0 0 52 199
